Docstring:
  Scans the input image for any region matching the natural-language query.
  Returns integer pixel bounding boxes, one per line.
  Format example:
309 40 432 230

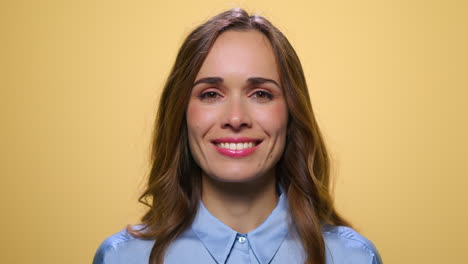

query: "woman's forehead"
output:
195 30 280 83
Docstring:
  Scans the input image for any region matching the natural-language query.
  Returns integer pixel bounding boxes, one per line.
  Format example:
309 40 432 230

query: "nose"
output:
221 97 252 131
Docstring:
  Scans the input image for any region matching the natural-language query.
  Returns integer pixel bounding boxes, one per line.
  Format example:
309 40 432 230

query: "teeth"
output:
216 142 256 150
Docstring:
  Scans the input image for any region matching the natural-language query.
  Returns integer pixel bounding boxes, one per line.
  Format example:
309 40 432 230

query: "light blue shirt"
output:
93 191 382 264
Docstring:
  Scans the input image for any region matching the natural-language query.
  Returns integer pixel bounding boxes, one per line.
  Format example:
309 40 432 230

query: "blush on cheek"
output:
255 103 288 130
187 104 205 129
187 102 222 143
188 104 220 123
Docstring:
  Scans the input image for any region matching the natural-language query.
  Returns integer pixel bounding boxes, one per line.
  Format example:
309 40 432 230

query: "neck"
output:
201 171 279 234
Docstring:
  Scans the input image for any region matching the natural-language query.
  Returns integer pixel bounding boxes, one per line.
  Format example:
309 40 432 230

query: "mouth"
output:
215 141 259 150
211 138 262 158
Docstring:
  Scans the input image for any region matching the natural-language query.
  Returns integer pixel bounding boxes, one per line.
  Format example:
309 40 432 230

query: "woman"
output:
94 8 382 264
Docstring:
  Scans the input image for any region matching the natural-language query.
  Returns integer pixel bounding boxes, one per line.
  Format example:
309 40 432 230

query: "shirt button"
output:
237 235 246 244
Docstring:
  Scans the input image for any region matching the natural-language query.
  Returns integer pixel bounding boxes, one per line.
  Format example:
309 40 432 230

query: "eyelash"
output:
198 91 222 102
198 90 274 103
251 90 274 101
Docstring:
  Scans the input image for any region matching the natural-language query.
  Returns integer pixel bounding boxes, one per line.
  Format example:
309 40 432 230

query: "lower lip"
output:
214 144 259 158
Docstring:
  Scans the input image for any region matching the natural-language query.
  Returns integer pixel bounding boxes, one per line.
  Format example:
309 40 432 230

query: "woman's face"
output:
186 30 288 183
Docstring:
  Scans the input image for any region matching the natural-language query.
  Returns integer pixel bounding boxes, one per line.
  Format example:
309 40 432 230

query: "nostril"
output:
222 122 250 130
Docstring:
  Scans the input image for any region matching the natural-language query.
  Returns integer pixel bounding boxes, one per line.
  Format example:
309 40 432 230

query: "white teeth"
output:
216 142 257 150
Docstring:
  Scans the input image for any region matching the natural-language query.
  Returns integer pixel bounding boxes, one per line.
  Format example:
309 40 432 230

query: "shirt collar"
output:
191 188 289 264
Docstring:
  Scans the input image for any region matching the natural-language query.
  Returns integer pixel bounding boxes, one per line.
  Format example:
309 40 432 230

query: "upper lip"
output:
212 137 262 144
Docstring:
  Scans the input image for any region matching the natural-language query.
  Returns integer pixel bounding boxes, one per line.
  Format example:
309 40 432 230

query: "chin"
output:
205 169 261 183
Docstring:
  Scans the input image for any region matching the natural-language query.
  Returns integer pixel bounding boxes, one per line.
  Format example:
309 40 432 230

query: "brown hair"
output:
129 8 351 264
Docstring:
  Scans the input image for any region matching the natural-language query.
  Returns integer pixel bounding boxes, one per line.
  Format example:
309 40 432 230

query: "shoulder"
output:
93 226 155 264
322 225 383 264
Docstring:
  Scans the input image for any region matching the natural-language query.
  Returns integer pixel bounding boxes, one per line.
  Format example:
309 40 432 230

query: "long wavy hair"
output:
129 8 351 264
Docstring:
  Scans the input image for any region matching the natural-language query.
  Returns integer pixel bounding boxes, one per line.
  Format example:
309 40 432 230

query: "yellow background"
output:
1 0 467 263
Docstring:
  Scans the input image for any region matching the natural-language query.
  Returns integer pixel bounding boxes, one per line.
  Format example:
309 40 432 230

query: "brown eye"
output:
251 90 274 102
198 91 222 102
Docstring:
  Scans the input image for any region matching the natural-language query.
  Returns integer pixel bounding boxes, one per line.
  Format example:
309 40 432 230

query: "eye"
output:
198 91 222 102
251 90 274 102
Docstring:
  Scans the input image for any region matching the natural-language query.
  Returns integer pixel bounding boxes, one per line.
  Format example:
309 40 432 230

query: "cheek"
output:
186 102 219 140
254 102 289 135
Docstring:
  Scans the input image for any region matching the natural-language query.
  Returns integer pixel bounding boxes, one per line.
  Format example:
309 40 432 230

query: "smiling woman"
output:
187 30 288 186
93 8 382 264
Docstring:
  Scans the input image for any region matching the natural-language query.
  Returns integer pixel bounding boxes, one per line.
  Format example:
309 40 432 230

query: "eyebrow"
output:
193 77 280 88
248 77 280 88
193 77 223 87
